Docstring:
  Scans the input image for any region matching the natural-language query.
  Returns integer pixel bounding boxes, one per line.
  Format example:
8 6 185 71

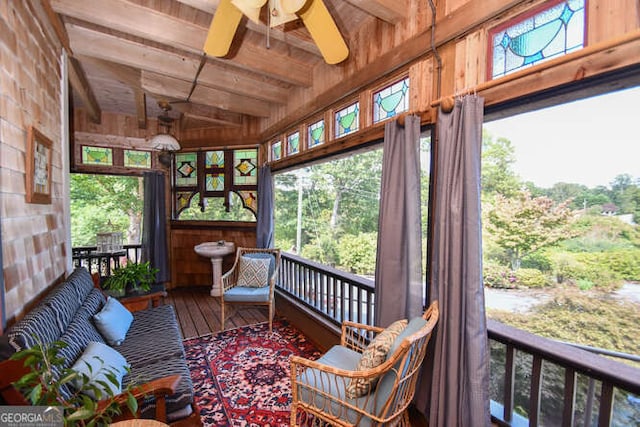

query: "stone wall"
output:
0 1 67 329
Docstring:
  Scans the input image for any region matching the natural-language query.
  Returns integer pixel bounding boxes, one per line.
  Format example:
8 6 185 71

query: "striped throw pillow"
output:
346 319 408 398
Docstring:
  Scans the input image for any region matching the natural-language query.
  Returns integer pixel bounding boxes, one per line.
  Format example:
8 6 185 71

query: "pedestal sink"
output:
194 241 235 297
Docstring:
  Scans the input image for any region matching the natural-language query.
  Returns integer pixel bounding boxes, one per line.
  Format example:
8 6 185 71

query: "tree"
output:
486 190 574 270
481 131 521 197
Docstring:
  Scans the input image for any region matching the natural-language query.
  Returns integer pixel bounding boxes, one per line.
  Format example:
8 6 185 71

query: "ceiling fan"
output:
204 0 349 65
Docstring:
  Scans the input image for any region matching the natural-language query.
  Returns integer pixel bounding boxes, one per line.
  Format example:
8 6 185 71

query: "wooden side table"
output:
116 284 167 312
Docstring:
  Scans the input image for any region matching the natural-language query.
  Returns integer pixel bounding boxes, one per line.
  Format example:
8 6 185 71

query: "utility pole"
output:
296 173 303 254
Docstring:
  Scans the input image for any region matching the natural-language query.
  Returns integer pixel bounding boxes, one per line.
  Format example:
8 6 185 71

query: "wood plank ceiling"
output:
50 0 403 133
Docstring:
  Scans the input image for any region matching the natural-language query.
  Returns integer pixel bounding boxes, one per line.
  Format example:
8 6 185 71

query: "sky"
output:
483 85 640 189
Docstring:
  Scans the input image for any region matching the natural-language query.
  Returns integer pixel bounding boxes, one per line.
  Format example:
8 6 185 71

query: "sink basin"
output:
194 241 235 297
194 241 235 258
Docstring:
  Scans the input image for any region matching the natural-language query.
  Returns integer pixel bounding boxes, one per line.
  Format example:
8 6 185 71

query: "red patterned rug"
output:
183 319 321 426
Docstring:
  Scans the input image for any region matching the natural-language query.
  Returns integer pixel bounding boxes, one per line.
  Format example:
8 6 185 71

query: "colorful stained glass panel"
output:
287 132 300 155
175 152 197 187
308 120 325 148
237 190 257 215
206 173 225 191
271 140 282 161
335 102 359 138
490 0 585 79
233 149 257 185
205 150 225 168
82 146 112 166
373 77 410 123
123 150 151 168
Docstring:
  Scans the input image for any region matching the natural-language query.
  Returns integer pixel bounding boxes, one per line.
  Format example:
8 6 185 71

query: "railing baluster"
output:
562 367 576 427
529 355 543 426
504 345 515 423
597 382 614 427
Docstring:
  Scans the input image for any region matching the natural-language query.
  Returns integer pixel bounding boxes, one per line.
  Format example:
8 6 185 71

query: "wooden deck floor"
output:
165 286 268 339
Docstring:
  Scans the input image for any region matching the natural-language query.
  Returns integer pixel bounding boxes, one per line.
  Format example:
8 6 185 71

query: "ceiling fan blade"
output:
297 0 349 64
231 0 267 24
203 0 244 57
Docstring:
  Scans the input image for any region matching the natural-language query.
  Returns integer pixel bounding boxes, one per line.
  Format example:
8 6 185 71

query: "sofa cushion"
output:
224 286 270 302
118 305 184 366
122 355 194 420
346 319 407 398
43 282 84 333
71 341 130 399
93 297 134 346
6 305 61 352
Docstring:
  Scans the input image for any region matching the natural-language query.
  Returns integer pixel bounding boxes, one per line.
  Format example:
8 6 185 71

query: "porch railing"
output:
276 252 640 426
277 252 375 327
72 244 143 277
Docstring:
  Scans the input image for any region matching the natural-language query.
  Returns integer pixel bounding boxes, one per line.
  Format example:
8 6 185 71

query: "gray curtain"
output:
419 95 490 426
141 171 169 283
256 165 274 248
374 115 423 327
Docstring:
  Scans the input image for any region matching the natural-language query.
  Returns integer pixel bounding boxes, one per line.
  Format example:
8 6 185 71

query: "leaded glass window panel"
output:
373 77 410 123
237 190 257 215
82 146 112 166
206 173 225 191
272 140 282 161
287 131 300 155
205 150 225 168
335 102 359 138
489 0 586 79
308 119 325 148
233 149 258 186
123 150 151 168
178 193 256 222
175 152 197 187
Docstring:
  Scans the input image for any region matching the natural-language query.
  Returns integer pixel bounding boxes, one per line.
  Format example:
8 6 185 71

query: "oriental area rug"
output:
183 319 322 426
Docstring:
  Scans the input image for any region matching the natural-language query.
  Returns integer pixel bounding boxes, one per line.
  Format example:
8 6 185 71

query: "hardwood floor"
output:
165 286 268 339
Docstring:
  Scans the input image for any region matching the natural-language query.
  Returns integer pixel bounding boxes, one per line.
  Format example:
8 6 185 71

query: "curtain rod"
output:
430 29 640 109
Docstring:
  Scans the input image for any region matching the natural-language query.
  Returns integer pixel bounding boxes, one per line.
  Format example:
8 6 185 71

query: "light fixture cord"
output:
428 0 442 99
266 3 271 49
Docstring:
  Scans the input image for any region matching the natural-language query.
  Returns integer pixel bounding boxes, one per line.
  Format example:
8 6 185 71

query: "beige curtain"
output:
374 115 423 327
419 95 491 426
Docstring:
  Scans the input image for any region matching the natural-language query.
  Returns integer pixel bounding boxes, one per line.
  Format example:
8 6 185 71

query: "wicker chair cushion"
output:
346 319 408 398
236 256 271 288
297 345 379 426
224 285 271 302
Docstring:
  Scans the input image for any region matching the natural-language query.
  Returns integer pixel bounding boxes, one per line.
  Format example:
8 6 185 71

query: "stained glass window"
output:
82 146 112 166
308 119 325 148
205 150 225 168
489 0 586 79
206 173 225 191
175 191 196 216
237 190 257 215
271 140 282 161
123 150 151 168
233 149 258 186
335 102 359 138
175 152 197 187
373 77 410 123
287 132 300 155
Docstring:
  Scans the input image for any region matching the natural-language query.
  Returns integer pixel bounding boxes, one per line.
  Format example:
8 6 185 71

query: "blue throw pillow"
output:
71 341 130 399
93 297 133 346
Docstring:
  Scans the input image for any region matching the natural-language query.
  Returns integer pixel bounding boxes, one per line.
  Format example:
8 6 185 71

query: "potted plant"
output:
103 261 158 296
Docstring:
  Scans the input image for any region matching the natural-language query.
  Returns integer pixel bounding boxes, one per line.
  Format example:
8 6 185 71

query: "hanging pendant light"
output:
149 101 181 152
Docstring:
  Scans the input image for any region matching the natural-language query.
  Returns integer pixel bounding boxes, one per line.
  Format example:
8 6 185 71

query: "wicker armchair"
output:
220 247 281 332
290 301 439 426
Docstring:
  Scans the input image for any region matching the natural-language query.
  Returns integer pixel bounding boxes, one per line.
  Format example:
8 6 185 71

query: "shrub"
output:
483 262 516 288
521 251 552 272
550 252 581 284
336 233 377 275
514 268 550 288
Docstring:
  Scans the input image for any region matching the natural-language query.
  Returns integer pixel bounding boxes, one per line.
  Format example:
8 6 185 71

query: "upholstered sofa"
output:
1 267 197 423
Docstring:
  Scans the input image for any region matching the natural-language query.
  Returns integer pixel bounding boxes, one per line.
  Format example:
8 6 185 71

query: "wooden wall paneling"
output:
409 57 434 113
169 224 257 289
588 0 640 45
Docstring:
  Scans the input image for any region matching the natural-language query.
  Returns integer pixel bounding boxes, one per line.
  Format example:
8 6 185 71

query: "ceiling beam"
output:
135 90 146 129
67 56 102 123
52 0 314 86
142 72 272 117
177 103 244 128
343 0 408 23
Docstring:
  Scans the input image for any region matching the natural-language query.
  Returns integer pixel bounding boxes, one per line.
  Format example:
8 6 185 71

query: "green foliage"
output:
485 190 575 270
103 261 158 293
10 339 137 426
574 250 639 282
179 193 256 222
300 235 338 266
483 262 516 288
513 268 550 288
336 233 378 275
481 131 521 197
520 251 552 272
562 215 638 252
549 251 623 290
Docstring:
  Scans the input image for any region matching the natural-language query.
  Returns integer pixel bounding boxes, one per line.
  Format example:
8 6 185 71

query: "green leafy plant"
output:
103 261 158 294
10 339 137 426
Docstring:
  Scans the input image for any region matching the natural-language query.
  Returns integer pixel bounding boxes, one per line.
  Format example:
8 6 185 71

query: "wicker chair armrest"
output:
98 374 181 423
221 268 237 293
340 321 384 352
